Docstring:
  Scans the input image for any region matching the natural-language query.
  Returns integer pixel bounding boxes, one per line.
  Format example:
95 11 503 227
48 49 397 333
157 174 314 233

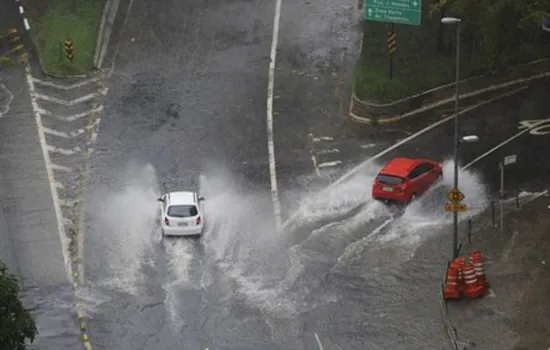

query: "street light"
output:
543 16 550 32
461 135 479 143
441 16 463 259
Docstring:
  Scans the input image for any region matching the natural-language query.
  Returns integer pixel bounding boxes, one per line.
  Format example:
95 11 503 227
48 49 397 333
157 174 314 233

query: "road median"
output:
349 59 550 125
352 0 550 125
24 0 105 76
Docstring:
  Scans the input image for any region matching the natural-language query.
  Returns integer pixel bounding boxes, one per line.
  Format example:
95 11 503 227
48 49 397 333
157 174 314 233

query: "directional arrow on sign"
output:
368 8 373 15
412 1 418 6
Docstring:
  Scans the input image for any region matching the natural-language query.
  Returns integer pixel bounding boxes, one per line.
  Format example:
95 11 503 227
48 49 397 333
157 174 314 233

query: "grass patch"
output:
355 3 550 103
30 0 105 75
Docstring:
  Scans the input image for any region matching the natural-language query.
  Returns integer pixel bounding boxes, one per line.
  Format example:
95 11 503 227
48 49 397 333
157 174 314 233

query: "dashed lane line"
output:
317 160 342 169
35 89 108 106
266 0 283 229
317 148 339 155
38 105 104 122
32 76 100 90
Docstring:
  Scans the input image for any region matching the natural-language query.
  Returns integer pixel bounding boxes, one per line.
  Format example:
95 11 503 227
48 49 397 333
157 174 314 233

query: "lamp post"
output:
441 17 464 259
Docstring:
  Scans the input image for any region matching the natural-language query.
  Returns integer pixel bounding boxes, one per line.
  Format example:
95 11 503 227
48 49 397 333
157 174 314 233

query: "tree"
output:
0 261 38 350
430 0 550 69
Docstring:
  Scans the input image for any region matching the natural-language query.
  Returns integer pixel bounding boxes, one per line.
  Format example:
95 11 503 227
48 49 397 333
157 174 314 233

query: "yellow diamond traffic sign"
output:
446 188 465 204
445 203 468 212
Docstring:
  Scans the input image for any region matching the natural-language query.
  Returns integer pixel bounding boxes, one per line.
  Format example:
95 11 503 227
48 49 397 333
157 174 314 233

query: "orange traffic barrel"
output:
450 256 465 293
462 261 485 298
443 263 461 300
469 250 490 289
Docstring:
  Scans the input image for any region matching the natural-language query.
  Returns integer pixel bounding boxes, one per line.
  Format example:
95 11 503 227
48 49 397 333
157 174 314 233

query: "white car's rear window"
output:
168 205 198 217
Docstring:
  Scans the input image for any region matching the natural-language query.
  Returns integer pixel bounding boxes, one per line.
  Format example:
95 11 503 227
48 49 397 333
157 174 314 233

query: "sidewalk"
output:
448 194 550 349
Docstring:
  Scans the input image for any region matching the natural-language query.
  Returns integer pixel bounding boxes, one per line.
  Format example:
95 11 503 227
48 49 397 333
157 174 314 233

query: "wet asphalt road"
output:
79 0 550 348
0 8 83 349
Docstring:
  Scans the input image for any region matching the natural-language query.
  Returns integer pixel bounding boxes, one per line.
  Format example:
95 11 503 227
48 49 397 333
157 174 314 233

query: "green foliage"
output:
0 261 38 350
355 0 550 102
30 0 105 75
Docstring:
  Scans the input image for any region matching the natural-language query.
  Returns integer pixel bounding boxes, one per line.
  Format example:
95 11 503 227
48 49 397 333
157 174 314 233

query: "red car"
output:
372 157 443 204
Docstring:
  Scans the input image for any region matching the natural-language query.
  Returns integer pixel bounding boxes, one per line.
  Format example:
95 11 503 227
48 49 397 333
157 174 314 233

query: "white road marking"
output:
316 148 339 155
42 127 69 138
0 83 14 119
37 105 104 122
317 160 342 168
24 65 73 280
50 163 72 172
310 154 321 176
487 288 496 297
279 86 527 231
314 333 324 350
35 89 107 106
46 145 82 155
18 5 23 13
518 118 550 135
32 76 100 90
42 119 101 139
360 143 377 149
23 18 30 31
55 182 64 189
462 118 548 169
266 0 283 229
311 136 334 142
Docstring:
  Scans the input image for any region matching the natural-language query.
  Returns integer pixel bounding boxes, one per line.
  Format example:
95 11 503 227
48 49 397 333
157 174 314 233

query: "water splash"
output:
88 162 160 295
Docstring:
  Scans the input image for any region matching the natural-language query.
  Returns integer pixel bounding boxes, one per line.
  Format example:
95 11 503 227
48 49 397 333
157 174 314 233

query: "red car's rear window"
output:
376 174 404 185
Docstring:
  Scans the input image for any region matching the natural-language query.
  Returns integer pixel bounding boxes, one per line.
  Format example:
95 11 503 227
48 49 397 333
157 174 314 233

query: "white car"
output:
157 191 205 237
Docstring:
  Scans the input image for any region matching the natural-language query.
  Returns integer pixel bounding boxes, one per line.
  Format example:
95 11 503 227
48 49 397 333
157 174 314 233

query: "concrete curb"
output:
93 0 121 70
349 58 550 125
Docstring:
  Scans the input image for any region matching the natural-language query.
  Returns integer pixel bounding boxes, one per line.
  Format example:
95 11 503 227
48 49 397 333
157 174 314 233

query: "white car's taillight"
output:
164 217 170 226
196 216 201 225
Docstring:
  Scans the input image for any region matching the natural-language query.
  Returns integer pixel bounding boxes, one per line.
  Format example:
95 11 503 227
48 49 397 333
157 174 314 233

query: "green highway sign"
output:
365 0 422 26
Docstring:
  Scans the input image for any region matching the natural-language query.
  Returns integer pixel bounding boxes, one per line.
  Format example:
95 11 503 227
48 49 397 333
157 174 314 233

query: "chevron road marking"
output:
35 88 108 106
50 163 72 172
42 119 101 139
32 76 100 90
37 105 104 122
46 145 82 156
